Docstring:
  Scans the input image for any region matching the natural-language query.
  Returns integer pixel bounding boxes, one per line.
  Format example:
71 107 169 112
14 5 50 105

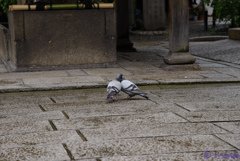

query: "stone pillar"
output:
115 0 135 51
143 0 166 30
164 0 196 65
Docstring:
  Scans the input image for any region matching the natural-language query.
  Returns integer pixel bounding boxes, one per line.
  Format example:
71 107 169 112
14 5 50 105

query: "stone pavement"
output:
0 84 240 160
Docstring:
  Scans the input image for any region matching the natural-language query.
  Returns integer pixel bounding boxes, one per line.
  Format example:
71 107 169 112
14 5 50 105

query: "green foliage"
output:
204 0 240 27
0 0 17 14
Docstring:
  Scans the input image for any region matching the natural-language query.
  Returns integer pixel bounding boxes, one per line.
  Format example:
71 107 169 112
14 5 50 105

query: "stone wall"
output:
7 9 116 71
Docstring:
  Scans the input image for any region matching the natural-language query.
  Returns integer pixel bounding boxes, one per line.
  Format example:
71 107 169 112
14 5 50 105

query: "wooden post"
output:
164 0 196 64
115 0 135 51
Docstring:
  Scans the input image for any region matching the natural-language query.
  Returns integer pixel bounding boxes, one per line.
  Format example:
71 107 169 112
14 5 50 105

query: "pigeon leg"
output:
115 96 119 101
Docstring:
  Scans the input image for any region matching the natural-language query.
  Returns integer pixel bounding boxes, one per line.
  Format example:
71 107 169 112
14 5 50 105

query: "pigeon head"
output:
116 73 124 82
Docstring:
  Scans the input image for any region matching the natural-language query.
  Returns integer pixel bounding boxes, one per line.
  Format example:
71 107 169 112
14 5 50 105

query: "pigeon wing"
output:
121 80 147 96
106 80 121 99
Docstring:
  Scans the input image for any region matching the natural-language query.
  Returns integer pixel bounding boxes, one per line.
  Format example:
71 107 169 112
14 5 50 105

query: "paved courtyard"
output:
0 84 239 160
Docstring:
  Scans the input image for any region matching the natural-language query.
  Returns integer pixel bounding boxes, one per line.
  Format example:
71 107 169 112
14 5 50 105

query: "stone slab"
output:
210 67 240 77
0 70 68 79
151 85 240 103
0 78 25 90
191 40 240 65
62 102 166 119
216 134 240 149
0 111 65 124
102 151 239 161
22 76 106 85
198 63 229 68
0 130 82 149
176 111 240 122
201 73 233 78
82 68 132 77
20 76 106 89
53 112 187 130
214 122 240 134
0 120 53 136
67 135 235 159
0 92 53 105
176 102 240 112
0 105 42 115
81 123 228 141
66 69 87 76
0 144 69 161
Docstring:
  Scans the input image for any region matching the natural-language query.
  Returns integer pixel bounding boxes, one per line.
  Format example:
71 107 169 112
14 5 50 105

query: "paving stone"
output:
176 111 240 122
82 68 132 76
176 102 240 112
0 78 25 90
0 120 53 136
0 105 42 115
101 151 239 161
198 63 229 68
22 76 106 86
214 122 240 134
0 71 68 79
201 73 233 78
53 113 187 130
0 144 69 161
0 111 66 124
216 134 240 149
0 130 82 149
67 135 235 159
151 86 240 103
80 123 228 141
66 69 87 76
63 103 171 119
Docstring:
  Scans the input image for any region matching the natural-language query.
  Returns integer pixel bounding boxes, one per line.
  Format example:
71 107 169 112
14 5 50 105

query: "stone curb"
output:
189 36 229 42
1 79 240 93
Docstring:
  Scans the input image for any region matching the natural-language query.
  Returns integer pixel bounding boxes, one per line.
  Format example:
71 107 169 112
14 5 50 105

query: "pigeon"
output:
106 77 121 102
116 73 148 100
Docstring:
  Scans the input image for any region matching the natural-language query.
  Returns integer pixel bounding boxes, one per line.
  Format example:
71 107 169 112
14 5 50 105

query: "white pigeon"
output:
116 73 148 100
106 78 121 102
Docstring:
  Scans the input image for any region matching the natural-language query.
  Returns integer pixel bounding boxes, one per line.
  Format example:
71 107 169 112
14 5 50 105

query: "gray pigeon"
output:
116 73 148 99
106 78 121 102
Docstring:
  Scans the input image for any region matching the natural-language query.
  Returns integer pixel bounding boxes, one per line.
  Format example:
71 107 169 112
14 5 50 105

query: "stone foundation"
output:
6 9 116 71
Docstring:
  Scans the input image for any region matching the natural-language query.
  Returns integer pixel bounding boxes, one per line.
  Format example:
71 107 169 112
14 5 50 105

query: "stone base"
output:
229 28 240 40
7 10 116 71
163 52 196 65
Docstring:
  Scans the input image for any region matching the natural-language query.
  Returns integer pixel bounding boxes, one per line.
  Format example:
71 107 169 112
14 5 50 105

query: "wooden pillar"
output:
164 0 196 64
115 0 135 51
129 0 136 27
143 0 166 30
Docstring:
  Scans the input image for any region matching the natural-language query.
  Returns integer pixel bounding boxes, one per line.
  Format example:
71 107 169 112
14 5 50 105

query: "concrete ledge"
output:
229 28 240 40
7 9 116 71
